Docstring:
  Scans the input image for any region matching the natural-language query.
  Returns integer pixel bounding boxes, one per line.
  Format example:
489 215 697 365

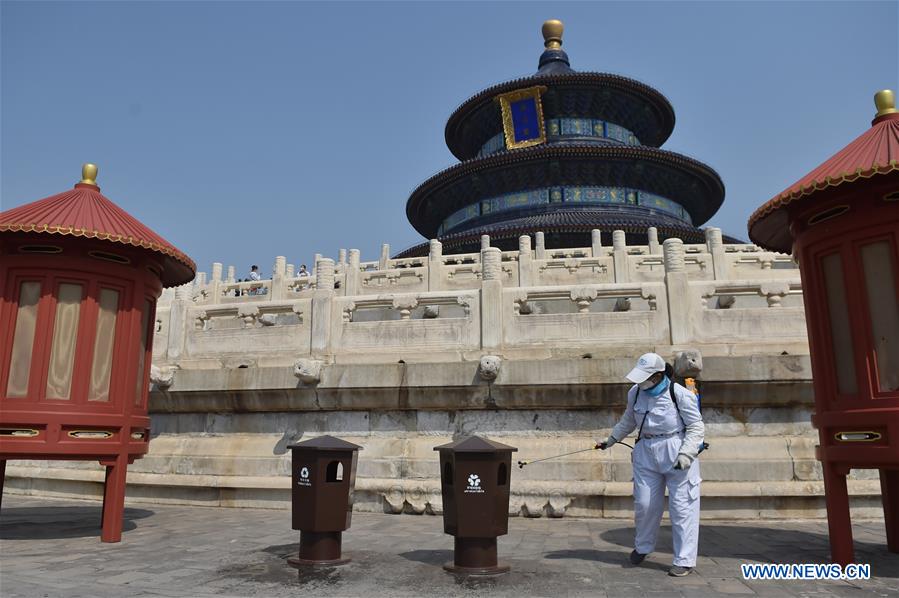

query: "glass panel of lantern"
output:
6 281 42 398
820 253 858 396
859 241 899 393
46 283 83 400
88 288 120 402
135 299 152 405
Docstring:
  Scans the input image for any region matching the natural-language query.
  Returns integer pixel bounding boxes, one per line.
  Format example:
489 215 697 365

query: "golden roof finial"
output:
542 19 564 50
874 89 897 117
80 163 99 186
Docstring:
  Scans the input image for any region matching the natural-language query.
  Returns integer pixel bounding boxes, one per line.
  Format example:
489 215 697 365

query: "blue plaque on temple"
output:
511 98 540 142
496 85 548 150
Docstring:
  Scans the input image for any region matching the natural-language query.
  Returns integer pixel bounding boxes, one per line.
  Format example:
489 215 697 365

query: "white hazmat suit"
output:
609 378 705 567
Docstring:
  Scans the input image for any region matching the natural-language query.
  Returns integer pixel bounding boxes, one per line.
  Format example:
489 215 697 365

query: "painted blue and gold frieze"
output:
442 202 481 231
478 134 507 157
559 118 592 136
440 186 691 234
478 118 641 157
481 188 550 214
606 122 634 144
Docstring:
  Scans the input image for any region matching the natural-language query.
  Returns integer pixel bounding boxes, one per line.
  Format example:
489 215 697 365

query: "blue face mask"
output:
643 375 668 397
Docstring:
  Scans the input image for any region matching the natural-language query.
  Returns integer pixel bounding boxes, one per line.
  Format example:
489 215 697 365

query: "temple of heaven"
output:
398 20 732 257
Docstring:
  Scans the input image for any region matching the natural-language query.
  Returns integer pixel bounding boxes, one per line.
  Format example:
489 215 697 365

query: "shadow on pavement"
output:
543 548 669 572
0 506 154 540
399 549 454 566
261 542 299 558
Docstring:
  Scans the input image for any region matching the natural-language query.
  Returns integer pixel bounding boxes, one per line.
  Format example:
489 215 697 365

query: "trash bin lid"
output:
287 435 363 451
433 435 518 453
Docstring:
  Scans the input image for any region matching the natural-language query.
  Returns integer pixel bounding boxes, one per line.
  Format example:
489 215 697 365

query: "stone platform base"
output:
3 466 885 520
3 405 889 521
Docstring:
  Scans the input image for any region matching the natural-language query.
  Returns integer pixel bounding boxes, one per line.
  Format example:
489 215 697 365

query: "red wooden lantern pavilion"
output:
0 164 195 542
748 90 899 565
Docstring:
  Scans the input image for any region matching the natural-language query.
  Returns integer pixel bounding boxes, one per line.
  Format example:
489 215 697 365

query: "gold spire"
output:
542 19 564 50
80 163 98 186
874 89 897 117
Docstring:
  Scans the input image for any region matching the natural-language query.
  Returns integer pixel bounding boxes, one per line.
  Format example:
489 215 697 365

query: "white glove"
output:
595 435 617 450
673 454 693 470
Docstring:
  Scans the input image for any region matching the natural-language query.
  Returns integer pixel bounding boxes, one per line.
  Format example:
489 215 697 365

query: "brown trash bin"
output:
287 435 362 567
434 435 517 575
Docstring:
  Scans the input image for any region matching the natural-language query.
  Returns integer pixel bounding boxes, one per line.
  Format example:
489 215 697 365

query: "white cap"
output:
625 353 666 383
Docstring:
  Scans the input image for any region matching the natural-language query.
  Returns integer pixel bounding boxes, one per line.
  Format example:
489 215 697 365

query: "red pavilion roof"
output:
0 166 196 287
749 93 899 252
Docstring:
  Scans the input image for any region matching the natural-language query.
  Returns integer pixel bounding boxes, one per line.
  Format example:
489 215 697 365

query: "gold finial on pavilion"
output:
874 89 897 117
80 163 99 186
542 19 564 50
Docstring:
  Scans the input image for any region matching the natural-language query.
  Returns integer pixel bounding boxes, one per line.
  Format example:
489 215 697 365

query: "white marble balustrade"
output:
151 228 804 364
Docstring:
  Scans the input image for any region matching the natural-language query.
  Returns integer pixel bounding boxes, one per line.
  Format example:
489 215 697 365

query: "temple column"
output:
664 238 691 344
0 460 6 510
345 250 361 296
612 230 629 283
706 227 727 280
881 469 899 553
272 256 286 300
210 262 223 303
100 454 128 543
591 229 603 257
823 462 854 566
647 227 661 255
165 283 193 361
311 258 335 356
481 247 503 351
518 235 533 287
428 239 443 291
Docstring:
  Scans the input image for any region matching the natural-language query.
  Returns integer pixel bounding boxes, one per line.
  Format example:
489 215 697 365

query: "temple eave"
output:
445 72 676 160
395 211 739 258
406 144 725 238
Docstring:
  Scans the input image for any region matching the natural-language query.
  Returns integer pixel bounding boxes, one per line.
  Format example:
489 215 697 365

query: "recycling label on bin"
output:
297 466 312 487
464 473 485 494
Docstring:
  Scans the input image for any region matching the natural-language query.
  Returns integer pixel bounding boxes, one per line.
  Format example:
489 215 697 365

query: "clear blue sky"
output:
3 1 897 277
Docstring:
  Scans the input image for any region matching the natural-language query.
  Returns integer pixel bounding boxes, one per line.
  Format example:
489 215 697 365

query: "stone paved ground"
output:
0 496 897 597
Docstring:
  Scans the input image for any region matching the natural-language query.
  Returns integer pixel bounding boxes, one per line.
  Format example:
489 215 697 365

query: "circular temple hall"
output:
399 20 733 257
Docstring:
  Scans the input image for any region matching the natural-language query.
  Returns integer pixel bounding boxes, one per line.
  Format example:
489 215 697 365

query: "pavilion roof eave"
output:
747 112 899 252
0 183 196 287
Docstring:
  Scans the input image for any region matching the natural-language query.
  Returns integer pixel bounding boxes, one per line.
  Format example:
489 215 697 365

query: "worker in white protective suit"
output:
596 352 705 577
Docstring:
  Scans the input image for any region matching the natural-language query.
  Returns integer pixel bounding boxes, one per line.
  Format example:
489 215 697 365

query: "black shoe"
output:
629 550 646 565
668 565 693 577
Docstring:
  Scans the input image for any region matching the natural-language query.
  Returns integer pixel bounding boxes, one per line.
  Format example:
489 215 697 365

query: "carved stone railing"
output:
330 291 480 355
176 228 796 307
152 229 806 364
685 279 806 344
503 282 668 347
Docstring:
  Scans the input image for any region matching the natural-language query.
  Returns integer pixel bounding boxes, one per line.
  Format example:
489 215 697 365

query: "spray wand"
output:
517 441 634 469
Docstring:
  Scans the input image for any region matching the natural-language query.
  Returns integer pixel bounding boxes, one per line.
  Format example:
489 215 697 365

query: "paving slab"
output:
0 496 897 597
